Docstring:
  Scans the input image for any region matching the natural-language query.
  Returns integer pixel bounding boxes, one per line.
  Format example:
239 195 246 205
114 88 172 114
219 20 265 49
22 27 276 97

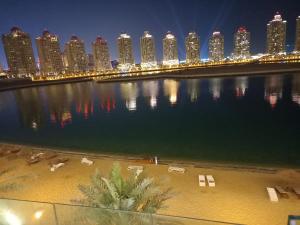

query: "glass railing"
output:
0 198 243 225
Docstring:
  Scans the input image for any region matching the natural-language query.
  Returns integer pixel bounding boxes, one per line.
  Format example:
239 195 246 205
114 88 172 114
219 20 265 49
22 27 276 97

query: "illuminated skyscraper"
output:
267 13 287 55
92 37 112 71
64 35 87 72
36 30 63 75
233 27 251 59
140 31 157 69
295 16 300 52
86 54 95 71
163 31 179 66
185 32 200 64
117 33 134 71
2 27 36 76
209 31 224 62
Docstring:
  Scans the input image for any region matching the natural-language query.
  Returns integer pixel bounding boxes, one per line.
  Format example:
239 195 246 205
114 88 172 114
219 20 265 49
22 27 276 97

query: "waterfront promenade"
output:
1 62 300 92
0 143 299 225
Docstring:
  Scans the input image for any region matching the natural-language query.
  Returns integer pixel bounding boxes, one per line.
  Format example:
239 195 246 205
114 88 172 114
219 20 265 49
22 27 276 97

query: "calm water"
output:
0 74 300 167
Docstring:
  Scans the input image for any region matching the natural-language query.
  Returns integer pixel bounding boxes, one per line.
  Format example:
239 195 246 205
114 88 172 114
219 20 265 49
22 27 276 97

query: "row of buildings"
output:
1 13 300 77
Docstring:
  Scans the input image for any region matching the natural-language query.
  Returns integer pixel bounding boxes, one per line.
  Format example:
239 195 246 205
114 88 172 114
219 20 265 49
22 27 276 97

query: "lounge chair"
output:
198 175 206 187
275 186 289 198
26 157 41 165
293 187 300 199
267 187 279 202
30 152 44 160
128 165 143 171
50 163 65 172
206 175 215 187
168 166 185 174
81 157 94 166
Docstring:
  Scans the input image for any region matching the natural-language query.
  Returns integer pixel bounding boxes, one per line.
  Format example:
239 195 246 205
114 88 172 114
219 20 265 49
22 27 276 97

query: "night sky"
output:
0 0 299 68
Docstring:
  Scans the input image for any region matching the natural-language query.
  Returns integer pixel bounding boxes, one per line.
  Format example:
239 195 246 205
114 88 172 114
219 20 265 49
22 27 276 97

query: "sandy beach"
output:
0 143 299 225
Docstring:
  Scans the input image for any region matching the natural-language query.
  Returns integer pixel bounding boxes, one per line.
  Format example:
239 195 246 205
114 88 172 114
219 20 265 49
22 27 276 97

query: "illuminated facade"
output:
86 53 95 71
140 31 157 69
209 31 224 62
2 27 36 77
185 32 200 64
295 16 300 52
36 30 63 75
163 31 179 66
117 33 135 71
267 13 287 55
64 35 87 72
233 27 251 59
92 37 112 71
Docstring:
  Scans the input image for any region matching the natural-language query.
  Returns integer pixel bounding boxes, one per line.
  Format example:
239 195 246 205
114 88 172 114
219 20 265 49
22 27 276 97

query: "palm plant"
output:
77 163 172 213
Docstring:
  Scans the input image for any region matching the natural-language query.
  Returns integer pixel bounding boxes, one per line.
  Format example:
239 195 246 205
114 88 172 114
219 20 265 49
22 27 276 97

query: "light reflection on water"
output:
0 73 300 166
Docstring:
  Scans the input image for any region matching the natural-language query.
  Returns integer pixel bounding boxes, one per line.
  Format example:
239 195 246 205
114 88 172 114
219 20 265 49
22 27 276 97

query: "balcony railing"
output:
0 198 244 225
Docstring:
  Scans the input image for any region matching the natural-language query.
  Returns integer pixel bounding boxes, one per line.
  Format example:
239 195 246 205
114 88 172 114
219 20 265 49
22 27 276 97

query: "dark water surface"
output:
0 74 300 167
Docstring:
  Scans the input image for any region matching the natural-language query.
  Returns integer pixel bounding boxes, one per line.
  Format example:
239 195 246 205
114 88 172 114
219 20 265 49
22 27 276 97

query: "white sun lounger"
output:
198 175 206 187
128 165 143 171
206 175 215 187
168 166 185 173
81 157 94 166
50 163 65 172
267 187 279 202
31 152 44 160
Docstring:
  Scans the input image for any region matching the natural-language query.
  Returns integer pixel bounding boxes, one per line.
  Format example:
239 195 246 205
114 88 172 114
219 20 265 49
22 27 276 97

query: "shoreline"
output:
1 141 298 174
1 62 300 92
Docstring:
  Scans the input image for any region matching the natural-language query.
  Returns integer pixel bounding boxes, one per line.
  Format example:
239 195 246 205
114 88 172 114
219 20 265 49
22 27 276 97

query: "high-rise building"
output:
185 32 200 64
295 16 300 52
117 33 134 71
64 35 87 72
209 31 224 62
62 52 69 70
86 54 95 71
163 31 179 66
36 30 64 75
140 31 157 69
92 37 112 72
267 13 287 55
233 27 251 59
2 27 36 77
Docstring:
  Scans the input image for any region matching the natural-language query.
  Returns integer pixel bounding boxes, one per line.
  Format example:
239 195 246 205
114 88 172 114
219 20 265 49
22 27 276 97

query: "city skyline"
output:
0 0 299 69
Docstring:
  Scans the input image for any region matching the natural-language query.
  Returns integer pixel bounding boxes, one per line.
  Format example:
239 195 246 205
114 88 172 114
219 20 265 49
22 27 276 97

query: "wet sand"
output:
0 144 300 225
